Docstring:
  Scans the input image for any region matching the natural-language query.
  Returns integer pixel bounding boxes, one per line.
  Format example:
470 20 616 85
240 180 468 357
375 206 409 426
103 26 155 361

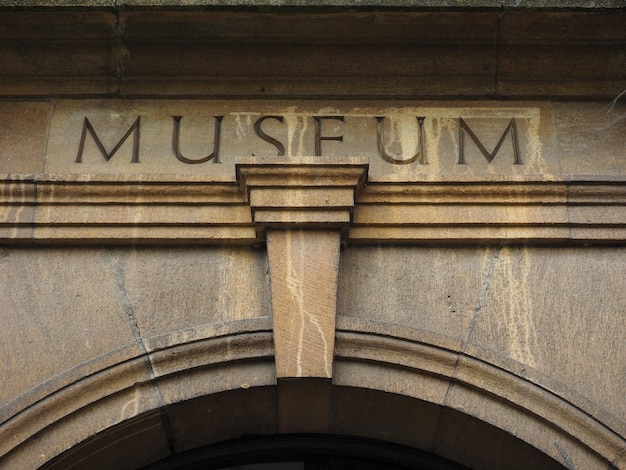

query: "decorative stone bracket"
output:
237 157 368 379
236 157 369 238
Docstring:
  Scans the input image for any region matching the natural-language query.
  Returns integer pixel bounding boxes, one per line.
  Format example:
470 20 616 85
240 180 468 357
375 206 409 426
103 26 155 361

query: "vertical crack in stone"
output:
108 251 176 454
465 245 502 347
110 253 141 343
493 8 505 97
434 246 503 454
113 4 128 97
441 247 502 400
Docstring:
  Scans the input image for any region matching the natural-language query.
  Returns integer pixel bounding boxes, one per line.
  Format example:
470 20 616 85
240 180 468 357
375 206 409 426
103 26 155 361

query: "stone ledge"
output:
1 174 626 245
0 1 623 9
0 9 623 99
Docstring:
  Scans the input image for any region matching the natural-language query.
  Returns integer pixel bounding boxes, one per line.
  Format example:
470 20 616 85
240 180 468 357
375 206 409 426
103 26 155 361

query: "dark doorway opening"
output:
141 435 469 470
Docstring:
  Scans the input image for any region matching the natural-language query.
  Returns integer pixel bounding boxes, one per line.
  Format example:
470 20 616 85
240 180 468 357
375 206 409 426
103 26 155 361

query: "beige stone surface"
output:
554 101 626 175
466 246 626 425
0 248 139 406
338 247 499 341
107 247 271 339
0 101 49 174
0 99 617 180
1 384 165 470
1 101 624 468
267 230 340 378
0 5 624 469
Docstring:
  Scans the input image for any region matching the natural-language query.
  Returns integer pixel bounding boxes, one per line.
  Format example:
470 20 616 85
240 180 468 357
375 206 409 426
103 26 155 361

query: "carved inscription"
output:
76 117 141 163
376 116 426 165
74 114 524 166
314 116 345 157
458 117 521 165
172 115 223 164
254 116 285 157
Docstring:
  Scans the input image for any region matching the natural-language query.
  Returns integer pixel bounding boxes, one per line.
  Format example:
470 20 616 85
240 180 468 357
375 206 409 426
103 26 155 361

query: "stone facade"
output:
0 3 625 469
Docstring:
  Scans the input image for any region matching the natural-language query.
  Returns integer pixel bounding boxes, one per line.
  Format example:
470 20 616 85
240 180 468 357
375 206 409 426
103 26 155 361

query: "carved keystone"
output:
237 157 368 379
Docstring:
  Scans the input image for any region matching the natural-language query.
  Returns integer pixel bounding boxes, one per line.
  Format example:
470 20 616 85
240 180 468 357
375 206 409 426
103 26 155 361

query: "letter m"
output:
75 117 140 163
458 117 521 165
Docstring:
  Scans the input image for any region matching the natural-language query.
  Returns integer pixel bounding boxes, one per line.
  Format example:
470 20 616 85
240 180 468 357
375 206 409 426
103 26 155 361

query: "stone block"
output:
0 11 118 95
41 411 171 470
433 405 565 470
267 230 340 378
337 246 499 341
104 247 271 339
0 248 138 406
330 386 442 452
44 100 556 179
277 378 332 434
466 247 626 425
553 101 626 175
0 101 49 174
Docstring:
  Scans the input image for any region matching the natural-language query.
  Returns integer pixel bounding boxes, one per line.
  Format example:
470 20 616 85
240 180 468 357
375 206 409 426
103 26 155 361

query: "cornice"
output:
0 9 623 99
2 172 625 245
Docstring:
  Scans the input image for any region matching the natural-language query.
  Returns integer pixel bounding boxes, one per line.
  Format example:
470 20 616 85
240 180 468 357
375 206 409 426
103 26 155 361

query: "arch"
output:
2 318 623 469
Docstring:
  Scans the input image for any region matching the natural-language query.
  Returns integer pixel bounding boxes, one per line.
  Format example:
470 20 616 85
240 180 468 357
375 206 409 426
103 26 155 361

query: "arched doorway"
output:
140 435 469 470
41 382 565 470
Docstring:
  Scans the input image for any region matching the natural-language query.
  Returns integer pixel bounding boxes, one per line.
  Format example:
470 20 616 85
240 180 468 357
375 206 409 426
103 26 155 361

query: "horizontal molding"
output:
1 175 625 245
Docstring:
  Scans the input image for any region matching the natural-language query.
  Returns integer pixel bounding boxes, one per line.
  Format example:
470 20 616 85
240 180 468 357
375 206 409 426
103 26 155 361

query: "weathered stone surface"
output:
0 101 50 174
0 9 623 99
277 379 332 434
0 11 118 96
467 247 626 425
267 230 340 378
106 247 271 339
553 101 626 176
0 248 138 406
0 3 624 469
2 385 166 470
330 386 442 452
433 406 565 470
0 99 614 179
337 246 501 341
42 411 171 470
44 99 559 177
336 245 626 460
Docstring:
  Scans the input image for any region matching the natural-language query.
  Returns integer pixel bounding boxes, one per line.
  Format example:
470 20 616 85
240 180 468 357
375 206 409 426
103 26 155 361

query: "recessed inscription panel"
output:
44 100 557 179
